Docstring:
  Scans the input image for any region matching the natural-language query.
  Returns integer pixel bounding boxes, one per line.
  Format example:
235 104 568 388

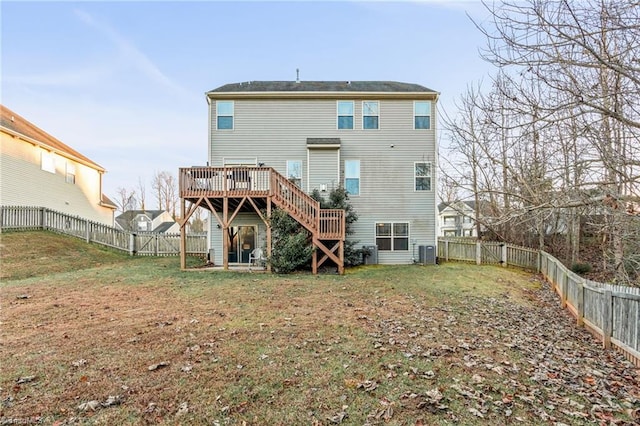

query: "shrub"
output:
268 209 313 274
571 262 593 275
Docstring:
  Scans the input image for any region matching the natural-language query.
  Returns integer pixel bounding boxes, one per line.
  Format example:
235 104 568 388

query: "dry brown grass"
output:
0 232 638 425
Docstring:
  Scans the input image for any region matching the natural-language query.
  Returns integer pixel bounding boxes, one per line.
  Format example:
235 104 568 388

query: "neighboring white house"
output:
179 80 439 271
438 201 478 237
0 105 116 225
115 210 180 233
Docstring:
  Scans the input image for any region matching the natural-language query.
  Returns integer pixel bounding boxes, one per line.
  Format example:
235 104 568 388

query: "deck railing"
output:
0 206 207 256
180 166 271 198
439 238 640 367
319 209 345 239
180 166 345 240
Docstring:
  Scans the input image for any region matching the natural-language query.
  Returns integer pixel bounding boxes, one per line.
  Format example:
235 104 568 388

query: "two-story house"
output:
115 209 180 233
438 201 478 237
0 105 116 225
178 80 439 273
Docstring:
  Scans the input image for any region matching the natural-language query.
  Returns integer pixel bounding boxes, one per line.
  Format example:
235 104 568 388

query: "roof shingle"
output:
209 81 436 94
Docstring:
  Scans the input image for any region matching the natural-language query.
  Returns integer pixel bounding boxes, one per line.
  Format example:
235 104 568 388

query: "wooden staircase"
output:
179 166 346 274
271 170 346 274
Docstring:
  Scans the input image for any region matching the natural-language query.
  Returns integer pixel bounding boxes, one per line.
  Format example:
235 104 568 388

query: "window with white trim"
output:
65 162 76 184
415 162 432 191
344 160 360 196
286 160 302 188
41 151 55 173
337 101 354 129
363 101 379 129
376 222 409 251
414 101 431 129
216 101 234 130
443 216 456 225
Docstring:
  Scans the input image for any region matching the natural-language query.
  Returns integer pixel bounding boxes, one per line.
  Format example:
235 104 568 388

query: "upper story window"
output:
216 101 234 130
443 216 457 225
415 162 432 191
337 101 354 129
287 160 302 188
414 101 431 129
363 101 379 129
65 162 76 184
345 159 360 196
41 151 55 174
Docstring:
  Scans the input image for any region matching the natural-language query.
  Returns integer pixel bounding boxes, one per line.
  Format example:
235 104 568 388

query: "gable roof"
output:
115 210 176 232
438 201 476 213
210 81 436 93
116 209 166 222
153 222 177 233
0 105 105 172
207 81 439 101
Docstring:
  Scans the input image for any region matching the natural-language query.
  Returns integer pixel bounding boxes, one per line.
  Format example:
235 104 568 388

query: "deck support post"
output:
266 199 272 272
223 197 229 271
180 197 187 269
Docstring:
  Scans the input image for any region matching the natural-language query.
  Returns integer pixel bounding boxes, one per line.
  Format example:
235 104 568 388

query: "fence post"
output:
476 241 481 265
129 233 136 256
445 240 449 262
155 234 159 256
85 219 90 243
602 290 612 349
39 207 45 230
501 243 507 267
0 206 3 231
577 278 585 326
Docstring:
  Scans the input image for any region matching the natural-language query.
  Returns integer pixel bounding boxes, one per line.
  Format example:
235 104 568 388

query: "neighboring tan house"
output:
0 105 116 225
438 201 478 237
115 210 180 233
179 80 439 272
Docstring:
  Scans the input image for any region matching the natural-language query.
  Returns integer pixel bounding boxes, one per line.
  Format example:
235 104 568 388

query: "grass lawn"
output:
0 231 638 425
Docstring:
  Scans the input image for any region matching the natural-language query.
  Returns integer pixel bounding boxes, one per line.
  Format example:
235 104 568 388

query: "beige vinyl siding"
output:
208 96 437 265
308 148 339 194
0 131 113 225
208 212 266 265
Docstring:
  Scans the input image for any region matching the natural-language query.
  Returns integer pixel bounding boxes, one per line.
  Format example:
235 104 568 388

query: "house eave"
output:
206 91 439 101
1 126 107 173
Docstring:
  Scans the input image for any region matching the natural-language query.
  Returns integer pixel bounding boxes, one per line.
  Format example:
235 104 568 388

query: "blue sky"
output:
2 1 494 203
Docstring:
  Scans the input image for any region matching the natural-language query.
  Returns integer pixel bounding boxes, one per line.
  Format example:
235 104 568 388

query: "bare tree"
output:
456 0 640 283
114 187 136 214
152 171 178 217
137 177 147 211
189 207 205 233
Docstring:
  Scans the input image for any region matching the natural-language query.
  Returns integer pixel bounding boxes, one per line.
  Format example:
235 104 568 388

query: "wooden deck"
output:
178 166 345 274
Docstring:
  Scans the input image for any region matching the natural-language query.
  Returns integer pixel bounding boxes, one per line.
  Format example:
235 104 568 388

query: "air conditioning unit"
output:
418 245 436 265
363 245 378 265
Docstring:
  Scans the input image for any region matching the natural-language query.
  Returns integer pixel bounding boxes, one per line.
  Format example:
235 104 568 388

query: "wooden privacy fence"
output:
438 238 640 367
438 238 540 270
0 206 207 257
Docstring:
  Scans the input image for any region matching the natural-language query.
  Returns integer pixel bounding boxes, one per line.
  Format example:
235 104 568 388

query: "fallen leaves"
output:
356 380 378 392
362 279 640 424
15 376 37 385
147 361 170 371
77 395 123 412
